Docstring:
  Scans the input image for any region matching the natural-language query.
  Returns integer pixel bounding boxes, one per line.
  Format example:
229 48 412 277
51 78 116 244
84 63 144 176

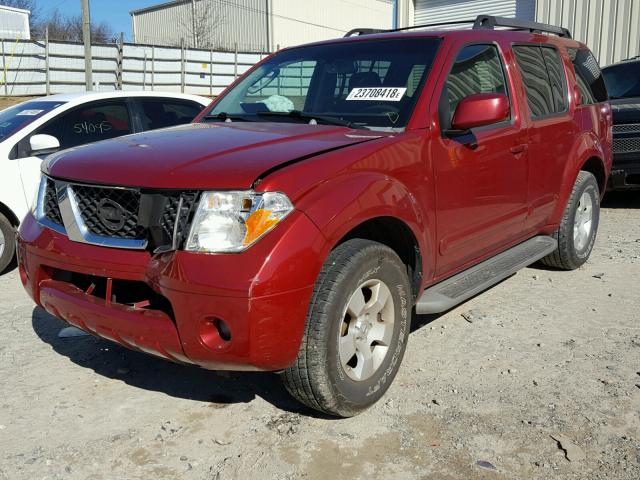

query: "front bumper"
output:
17 210 326 371
608 156 640 190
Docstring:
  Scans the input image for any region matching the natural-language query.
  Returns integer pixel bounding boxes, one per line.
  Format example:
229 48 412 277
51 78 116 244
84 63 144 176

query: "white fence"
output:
0 37 269 97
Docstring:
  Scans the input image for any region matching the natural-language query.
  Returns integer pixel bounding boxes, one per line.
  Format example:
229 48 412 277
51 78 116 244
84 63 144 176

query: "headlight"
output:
185 191 293 253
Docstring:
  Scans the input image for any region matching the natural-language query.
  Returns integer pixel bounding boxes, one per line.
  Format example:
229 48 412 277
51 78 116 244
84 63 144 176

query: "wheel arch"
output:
0 201 20 227
297 172 430 301
335 216 422 299
579 156 607 195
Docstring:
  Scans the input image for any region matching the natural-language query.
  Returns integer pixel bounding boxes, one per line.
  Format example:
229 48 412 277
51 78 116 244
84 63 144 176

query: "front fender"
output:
296 171 429 278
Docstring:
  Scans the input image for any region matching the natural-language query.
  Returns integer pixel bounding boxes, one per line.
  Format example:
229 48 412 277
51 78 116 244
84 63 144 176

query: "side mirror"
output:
29 134 60 155
451 93 510 130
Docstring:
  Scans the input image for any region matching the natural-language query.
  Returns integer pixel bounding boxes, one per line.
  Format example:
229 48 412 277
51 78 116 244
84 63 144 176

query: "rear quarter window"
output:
567 47 608 104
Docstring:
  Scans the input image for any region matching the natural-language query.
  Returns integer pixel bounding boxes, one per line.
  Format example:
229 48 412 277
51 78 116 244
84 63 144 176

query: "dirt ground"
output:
1 193 639 480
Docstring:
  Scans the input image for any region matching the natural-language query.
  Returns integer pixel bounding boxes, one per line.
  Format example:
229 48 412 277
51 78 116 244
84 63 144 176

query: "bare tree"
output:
37 8 114 43
182 0 227 49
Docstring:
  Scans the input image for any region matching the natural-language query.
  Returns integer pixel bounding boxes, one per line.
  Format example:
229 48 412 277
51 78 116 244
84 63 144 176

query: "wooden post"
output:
45 27 50 95
234 42 238 79
151 45 155 90
180 38 185 93
81 0 93 90
142 51 147 90
117 32 124 90
209 48 213 96
1 39 7 96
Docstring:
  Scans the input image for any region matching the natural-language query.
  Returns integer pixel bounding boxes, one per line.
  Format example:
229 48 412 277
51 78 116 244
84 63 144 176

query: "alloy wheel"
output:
573 191 593 251
338 279 395 381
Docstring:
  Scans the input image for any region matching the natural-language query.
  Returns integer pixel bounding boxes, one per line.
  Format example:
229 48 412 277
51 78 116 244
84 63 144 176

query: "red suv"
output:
18 16 611 417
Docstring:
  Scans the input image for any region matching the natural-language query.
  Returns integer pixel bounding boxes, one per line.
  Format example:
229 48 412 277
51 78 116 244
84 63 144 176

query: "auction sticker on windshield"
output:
16 109 44 116
346 87 407 101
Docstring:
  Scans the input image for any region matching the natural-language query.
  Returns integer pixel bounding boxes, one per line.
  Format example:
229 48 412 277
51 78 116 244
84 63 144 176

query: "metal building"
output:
536 0 640 67
0 5 30 40
131 0 394 52
397 0 639 66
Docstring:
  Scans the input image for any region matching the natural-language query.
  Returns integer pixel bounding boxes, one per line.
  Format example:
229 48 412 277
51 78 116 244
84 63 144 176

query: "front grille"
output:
161 192 199 241
43 178 63 225
40 177 200 251
613 123 640 134
73 185 144 239
613 137 640 154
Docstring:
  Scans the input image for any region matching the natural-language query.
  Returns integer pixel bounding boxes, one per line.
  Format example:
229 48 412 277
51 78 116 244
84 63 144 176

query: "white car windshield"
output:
0 101 65 141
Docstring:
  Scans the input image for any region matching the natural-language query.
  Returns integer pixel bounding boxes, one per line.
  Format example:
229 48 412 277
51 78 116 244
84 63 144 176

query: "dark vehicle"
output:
18 16 611 417
602 57 640 190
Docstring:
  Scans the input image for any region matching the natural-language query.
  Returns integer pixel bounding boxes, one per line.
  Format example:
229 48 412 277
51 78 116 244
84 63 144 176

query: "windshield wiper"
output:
202 112 252 122
256 110 356 128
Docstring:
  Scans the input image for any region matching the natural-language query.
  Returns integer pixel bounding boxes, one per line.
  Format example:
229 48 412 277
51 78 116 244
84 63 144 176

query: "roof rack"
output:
344 28 387 37
344 15 572 39
473 15 571 38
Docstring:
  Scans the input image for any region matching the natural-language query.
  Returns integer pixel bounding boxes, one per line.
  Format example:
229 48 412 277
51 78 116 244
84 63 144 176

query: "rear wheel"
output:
0 213 16 274
282 239 411 417
540 171 600 270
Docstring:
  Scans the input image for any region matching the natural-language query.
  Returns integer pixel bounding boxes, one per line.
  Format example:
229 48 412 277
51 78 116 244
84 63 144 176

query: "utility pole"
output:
191 0 198 48
81 0 93 90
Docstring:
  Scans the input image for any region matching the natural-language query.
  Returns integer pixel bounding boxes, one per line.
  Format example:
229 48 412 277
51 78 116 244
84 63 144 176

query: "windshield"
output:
206 38 441 131
0 100 64 142
602 62 640 99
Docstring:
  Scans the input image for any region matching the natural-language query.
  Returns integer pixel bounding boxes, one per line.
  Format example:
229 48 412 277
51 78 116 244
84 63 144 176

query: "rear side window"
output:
567 47 608 104
440 44 509 129
138 98 204 131
541 48 568 112
513 45 567 118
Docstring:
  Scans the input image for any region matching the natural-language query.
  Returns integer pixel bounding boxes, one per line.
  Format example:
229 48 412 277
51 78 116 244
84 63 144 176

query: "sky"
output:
36 0 162 41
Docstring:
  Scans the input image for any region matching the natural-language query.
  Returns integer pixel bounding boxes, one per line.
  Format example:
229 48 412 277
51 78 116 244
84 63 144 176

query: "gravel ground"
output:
1 193 639 480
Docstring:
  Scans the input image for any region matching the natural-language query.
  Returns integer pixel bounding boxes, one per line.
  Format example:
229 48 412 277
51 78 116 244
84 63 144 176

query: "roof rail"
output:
344 15 571 39
344 20 476 37
344 28 386 37
473 15 572 38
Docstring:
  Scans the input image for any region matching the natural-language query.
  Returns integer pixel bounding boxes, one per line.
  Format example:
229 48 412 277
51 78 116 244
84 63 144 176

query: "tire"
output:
540 171 600 270
0 212 16 274
282 239 412 417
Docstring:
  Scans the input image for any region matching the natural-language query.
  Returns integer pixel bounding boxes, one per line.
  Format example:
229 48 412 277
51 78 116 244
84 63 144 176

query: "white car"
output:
0 90 211 273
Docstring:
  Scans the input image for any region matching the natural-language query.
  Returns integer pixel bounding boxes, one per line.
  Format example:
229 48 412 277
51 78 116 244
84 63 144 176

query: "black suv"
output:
602 57 640 190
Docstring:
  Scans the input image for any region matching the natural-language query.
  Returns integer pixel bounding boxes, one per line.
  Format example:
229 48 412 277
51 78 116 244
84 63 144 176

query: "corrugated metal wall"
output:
270 0 393 49
132 0 393 52
414 0 535 25
132 0 269 52
536 0 640 66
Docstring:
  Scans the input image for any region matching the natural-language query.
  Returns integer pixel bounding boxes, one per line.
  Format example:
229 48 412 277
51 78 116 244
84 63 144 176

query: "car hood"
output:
44 122 383 189
610 97 640 124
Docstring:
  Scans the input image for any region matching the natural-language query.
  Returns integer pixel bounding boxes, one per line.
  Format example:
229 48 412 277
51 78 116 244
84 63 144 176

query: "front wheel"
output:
0 213 16 274
540 171 600 270
282 239 412 417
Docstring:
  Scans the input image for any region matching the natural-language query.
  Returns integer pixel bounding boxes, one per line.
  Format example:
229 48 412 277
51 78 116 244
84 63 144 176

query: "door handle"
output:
510 144 528 155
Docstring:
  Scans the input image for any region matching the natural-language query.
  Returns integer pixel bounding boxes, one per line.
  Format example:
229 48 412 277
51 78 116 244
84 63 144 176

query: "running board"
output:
415 236 557 314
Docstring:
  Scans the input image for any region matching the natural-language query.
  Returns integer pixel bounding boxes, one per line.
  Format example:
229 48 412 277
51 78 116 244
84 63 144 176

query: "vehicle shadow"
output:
601 190 640 209
31 306 329 417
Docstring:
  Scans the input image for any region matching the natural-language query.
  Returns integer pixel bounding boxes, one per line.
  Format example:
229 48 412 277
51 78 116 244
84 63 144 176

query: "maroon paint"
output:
451 93 510 130
19 29 611 371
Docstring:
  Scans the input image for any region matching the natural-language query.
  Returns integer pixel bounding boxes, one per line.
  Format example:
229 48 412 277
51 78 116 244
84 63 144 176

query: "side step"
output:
415 236 557 314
